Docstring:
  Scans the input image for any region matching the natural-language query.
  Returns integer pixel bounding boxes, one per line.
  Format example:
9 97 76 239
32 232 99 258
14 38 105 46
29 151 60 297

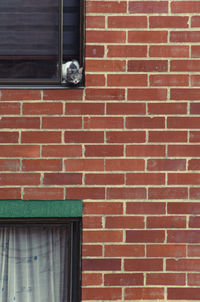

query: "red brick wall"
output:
1 0 200 300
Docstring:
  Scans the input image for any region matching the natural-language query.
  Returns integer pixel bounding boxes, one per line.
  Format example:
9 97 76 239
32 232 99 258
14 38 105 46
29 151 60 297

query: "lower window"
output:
0 218 81 302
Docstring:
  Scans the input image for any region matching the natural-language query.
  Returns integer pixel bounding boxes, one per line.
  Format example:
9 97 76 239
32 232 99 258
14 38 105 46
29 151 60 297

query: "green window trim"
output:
0 200 82 218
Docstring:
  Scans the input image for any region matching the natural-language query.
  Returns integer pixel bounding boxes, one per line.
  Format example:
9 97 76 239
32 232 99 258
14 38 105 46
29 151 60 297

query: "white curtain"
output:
0 225 69 302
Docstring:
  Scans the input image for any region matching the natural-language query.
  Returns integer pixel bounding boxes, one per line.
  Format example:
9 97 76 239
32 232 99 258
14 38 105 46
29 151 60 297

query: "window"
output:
0 200 82 302
0 0 84 88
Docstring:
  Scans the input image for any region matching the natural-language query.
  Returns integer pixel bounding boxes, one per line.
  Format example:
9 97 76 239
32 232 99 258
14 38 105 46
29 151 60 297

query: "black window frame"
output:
0 217 82 302
0 0 85 89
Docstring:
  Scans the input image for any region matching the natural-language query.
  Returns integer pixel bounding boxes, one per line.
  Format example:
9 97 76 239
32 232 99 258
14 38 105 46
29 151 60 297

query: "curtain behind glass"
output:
0 225 70 302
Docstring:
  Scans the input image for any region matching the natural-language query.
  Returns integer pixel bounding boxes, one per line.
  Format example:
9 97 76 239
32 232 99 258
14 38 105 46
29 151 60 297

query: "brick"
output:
107 74 147 87
128 31 168 43
84 202 123 215
150 75 189 87
43 90 83 101
126 202 165 215
21 131 61 143
83 216 102 229
147 216 186 229
149 187 188 199
85 74 105 86
86 60 125 72
0 145 40 157
168 145 200 157
66 187 105 200
86 1 127 13
150 16 188 28
84 117 123 129
171 61 200 72
105 245 145 257
82 288 121 301
1 90 41 101
190 188 200 199
85 88 125 100
42 117 82 129
0 117 40 129
42 145 81 157
82 273 102 286
23 188 64 200
66 103 105 116
128 88 167 100
167 259 200 271
168 173 200 185
86 30 126 43
168 231 200 243
188 274 200 286
0 188 21 199
43 173 82 185
147 244 186 257
82 259 121 271
189 217 200 228
190 103 200 114
22 159 62 171
188 246 200 257
125 287 164 300
168 202 200 214
147 159 186 171
83 230 122 243
107 45 147 58
127 230 165 243
171 1 200 13
127 145 165 157
86 16 105 28
0 173 40 185
0 159 20 171
126 117 165 129
107 188 146 200
85 45 104 58
65 159 104 171
127 173 165 185
168 288 200 300
82 245 102 257
149 131 187 143
106 103 146 115
147 273 185 286
191 16 200 27
105 216 144 229
106 159 145 171
129 1 168 13
150 45 189 57
105 273 143 286
189 131 200 143
106 131 145 143
85 145 123 157
108 16 147 28
65 131 104 143
0 132 19 143
125 259 163 271
168 117 200 128
191 46 200 58
0 102 20 115
128 60 168 72
191 75 200 86
85 173 124 185
171 31 200 43
23 102 63 115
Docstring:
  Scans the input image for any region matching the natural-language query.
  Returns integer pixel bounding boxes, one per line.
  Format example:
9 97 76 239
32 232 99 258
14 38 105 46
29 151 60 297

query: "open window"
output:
0 0 84 88
0 200 82 302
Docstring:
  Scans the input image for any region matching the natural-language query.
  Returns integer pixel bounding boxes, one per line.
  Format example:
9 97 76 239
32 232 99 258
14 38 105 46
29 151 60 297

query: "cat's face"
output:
66 67 83 85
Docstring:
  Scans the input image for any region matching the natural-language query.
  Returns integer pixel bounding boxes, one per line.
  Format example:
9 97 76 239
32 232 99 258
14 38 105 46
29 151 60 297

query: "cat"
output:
62 60 83 85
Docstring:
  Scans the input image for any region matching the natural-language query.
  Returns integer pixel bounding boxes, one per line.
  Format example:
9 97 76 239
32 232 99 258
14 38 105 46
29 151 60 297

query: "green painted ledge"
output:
0 200 82 218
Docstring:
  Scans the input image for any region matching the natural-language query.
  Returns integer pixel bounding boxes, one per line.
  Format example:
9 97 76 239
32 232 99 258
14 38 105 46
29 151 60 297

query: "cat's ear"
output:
79 67 83 73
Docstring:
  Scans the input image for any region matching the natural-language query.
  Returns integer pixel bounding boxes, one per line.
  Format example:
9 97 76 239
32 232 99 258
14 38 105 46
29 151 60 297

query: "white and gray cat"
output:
62 60 83 85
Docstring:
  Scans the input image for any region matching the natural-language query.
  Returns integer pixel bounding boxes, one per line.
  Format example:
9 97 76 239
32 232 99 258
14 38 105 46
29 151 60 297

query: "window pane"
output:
0 0 60 81
0 225 70 302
